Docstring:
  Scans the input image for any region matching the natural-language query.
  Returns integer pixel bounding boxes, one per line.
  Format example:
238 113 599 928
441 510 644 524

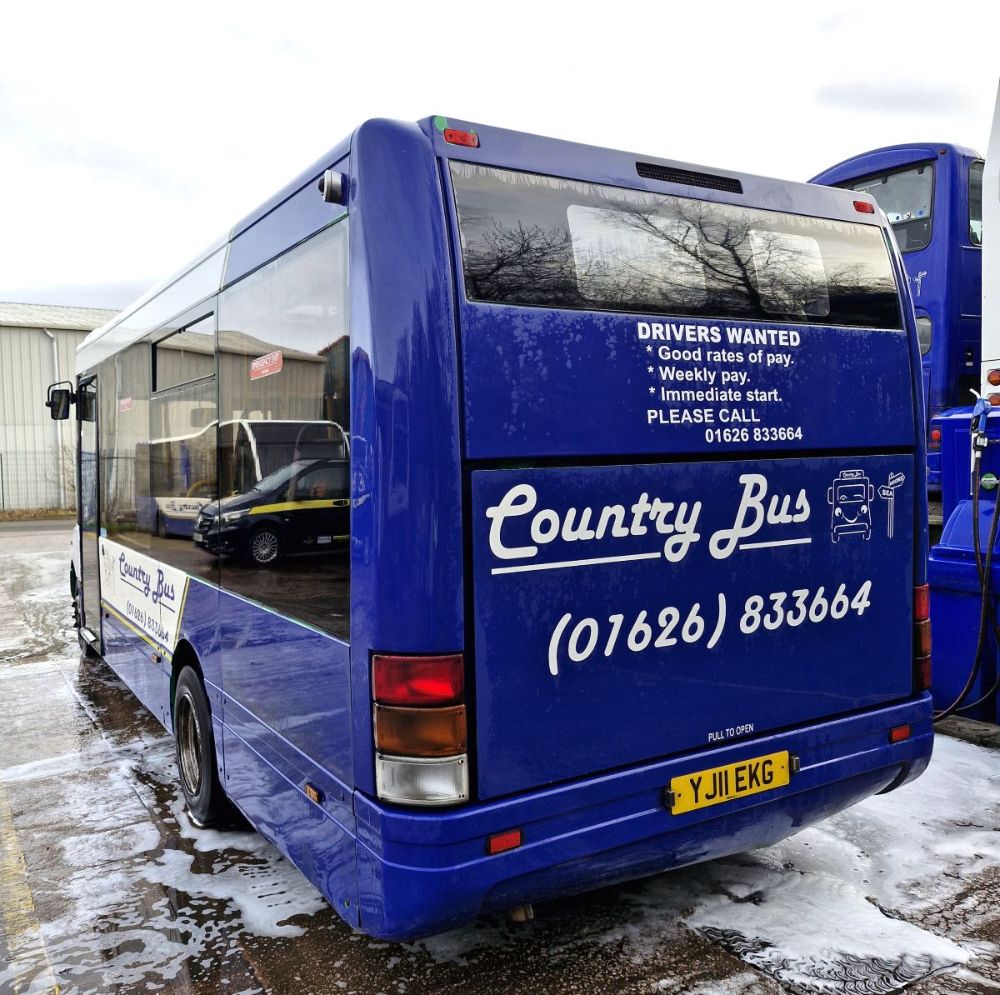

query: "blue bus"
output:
53 116 932 940
811 144 984 490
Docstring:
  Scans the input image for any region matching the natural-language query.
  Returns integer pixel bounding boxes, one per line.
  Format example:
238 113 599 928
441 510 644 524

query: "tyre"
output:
173 666 230 827
248 525 281 565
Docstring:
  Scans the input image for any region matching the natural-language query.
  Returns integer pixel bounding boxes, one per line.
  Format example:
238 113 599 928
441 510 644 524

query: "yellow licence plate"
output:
669 751 790 815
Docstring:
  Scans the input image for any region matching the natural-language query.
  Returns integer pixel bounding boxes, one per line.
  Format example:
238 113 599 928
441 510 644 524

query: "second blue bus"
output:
811 144 984 490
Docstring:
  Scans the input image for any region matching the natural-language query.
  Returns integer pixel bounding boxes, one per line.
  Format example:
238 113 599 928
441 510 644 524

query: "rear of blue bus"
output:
350 119 932 940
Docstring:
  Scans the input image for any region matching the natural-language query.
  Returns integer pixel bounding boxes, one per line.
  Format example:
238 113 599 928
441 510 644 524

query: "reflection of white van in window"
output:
827 469 875 541
220 419 348 497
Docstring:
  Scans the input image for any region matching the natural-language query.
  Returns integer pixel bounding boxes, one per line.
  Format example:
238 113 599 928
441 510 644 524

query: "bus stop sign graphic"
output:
878 472 906 539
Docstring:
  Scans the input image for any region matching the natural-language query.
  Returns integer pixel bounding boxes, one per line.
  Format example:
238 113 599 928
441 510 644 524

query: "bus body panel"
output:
348 119 467 794
457 307 915 460
219 590 353 787
353 694 931 939
470 454 914 798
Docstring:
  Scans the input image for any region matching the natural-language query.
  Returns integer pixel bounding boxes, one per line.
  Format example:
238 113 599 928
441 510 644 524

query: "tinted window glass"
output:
452 162 901 329
970 161 984 246
100 345 152 553
154 314 215 391
213 219 350 640
851 163 933 253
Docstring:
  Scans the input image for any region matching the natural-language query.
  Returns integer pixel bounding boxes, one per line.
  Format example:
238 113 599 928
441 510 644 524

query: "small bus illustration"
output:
828 469 875 541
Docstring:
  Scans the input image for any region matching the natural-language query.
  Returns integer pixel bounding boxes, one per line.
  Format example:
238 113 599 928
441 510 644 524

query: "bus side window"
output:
215 218 350 641
970 161 984 247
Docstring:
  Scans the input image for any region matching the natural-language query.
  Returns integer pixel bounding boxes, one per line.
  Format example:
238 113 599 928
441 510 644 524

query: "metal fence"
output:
0 449 75 512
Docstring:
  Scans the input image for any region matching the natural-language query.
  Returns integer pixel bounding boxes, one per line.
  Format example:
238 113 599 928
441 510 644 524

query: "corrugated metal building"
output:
0 303 119 511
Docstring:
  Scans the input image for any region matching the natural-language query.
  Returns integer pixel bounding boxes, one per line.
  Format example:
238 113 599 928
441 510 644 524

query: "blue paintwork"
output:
471 455 915 799
80 115 931 940
354 696 932 939
929 407 1000 720
811 144 983 490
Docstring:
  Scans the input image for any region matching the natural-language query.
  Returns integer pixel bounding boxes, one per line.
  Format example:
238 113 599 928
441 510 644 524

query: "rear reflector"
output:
373 654 464 706
915 654 932 691
889 724 911 744
915 618 932 658
487 828 523 855
914 584 930 622
374 703 467 756
375 754 468 806
443 128 479 148
853 200 875 214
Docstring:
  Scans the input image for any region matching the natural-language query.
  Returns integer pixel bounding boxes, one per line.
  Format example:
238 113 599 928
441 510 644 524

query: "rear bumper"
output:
354 694 932 940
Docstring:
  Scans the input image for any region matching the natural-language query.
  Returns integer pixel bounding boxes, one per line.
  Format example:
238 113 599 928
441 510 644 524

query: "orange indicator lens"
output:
374 704 467 757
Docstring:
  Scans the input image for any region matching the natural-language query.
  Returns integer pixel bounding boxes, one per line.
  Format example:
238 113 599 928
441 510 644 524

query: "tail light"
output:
373 654 469 806
914 584 932 691
928 427 942 451
853 200 876 214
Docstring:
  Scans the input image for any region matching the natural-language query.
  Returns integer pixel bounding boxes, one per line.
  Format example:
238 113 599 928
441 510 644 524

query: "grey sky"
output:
1 1 996 311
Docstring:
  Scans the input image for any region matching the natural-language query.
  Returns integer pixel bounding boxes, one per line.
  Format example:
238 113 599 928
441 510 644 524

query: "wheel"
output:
248 525 281 565
173 666 230 827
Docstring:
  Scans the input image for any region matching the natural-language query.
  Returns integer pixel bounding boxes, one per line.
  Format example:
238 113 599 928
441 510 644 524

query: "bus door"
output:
77 376 102 652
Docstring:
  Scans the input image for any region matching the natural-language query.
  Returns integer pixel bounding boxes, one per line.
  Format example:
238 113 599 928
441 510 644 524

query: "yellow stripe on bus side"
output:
248 498 349 515
0 780 61 993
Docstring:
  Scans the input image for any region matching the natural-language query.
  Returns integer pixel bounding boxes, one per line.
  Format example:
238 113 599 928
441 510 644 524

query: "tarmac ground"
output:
2 520 1000 995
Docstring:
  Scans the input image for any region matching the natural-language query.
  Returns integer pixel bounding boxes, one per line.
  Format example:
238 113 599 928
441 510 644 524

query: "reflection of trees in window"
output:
465 220 577 306
452 162 901 329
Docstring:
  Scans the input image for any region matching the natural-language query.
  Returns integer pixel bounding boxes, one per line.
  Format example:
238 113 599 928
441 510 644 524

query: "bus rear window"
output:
850 163 933 253
450 162 901 330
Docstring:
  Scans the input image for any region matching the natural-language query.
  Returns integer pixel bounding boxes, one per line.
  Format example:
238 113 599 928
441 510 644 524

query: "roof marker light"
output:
853 200 876 214
444 128 479 148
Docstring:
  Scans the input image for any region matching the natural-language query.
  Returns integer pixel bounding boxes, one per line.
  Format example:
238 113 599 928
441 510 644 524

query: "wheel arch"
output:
169 639 205 729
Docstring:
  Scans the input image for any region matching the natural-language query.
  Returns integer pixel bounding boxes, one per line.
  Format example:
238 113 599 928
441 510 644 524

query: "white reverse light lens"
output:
375 753 469 806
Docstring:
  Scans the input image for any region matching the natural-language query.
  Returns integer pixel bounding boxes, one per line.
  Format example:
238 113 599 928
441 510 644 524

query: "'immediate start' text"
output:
636 321 801 432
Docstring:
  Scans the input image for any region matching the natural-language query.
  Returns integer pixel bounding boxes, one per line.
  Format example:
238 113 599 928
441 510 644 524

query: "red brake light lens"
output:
914 584 929 622
990 394 1000 407
373 654 464 706
989 369 1000 386
853 200 875 214
443 128 479 148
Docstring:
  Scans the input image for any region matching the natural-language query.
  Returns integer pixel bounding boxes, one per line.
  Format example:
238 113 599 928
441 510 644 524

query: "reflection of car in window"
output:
194 456 350 564
827 470 875 541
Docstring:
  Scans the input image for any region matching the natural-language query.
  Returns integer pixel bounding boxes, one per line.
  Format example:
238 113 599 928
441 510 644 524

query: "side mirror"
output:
46 383 75 420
